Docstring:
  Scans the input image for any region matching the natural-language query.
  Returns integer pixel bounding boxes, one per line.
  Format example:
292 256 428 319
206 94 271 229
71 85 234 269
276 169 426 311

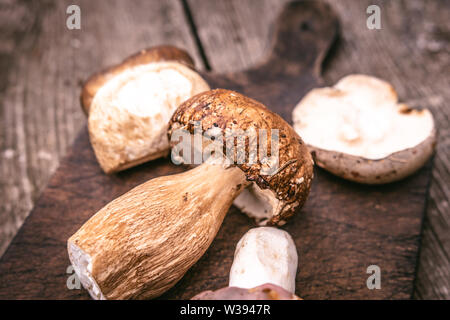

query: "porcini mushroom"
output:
191 227 300 300
68 89 313 300
292 74 437 184
170 89 314 226
82 46 210 173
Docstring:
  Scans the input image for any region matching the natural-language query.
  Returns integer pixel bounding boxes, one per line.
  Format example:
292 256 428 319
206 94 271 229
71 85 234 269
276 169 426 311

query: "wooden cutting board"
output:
0 1 432 299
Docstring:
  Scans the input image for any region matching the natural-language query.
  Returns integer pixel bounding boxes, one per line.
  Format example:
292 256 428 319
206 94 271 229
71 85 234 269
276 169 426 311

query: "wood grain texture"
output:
187 0 450 299
320 0 449 300
0 1 434 299
0 0 202 257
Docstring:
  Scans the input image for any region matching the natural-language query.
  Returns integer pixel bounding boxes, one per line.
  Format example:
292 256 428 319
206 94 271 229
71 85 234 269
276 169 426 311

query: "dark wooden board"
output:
0 1 432 299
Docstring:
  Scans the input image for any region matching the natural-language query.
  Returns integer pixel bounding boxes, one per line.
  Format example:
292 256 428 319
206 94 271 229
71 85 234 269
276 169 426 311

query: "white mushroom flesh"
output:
68 241 105 300
229 227 298 293
233 184 281 225
88 61 209 171
292 74 434 160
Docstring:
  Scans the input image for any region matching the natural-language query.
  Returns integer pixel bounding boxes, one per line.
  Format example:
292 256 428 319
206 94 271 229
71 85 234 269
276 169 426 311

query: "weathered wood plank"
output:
187 0 450 299
185 0 285 72
0 0 202 257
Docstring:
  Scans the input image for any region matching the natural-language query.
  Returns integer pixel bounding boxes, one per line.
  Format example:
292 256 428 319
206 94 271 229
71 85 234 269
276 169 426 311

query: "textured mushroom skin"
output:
168 89 314 225
83 46 209 174
81 45 196 114
191 283 301 300
68 163 247 299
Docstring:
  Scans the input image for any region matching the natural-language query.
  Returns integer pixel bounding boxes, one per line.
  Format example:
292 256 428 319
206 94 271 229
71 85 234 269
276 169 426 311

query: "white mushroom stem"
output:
68 161 249 300
229 227 298 293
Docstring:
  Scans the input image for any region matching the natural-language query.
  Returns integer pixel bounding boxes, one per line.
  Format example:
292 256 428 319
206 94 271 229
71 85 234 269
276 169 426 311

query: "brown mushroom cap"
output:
80 45 195 115
168 89 314 225
191 283 301 300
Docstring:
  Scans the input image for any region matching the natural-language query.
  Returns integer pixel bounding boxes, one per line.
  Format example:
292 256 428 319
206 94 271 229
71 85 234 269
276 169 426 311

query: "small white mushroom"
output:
229 227 298 293
292 74 437 184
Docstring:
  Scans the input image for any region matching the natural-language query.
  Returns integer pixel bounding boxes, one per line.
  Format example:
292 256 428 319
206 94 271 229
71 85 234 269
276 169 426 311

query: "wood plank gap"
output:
180 0 211 70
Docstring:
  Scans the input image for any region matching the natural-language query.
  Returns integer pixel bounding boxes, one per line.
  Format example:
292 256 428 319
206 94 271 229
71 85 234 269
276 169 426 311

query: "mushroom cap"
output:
293 74 437 184
191 283 301 300
229 227 298 293
168 89 314 225
81 45 196 115
88 61 209 174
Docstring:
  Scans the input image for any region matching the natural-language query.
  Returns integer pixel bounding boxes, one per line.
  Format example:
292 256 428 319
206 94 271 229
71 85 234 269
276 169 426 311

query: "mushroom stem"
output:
68 162 248 300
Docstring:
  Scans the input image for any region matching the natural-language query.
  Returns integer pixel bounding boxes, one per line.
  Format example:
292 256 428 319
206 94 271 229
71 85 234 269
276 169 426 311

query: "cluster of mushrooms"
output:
68 46 436 300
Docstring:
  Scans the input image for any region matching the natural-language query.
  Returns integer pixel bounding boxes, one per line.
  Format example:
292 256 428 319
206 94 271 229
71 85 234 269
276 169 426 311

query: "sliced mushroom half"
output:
83 46 210 173
292 74 436 184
